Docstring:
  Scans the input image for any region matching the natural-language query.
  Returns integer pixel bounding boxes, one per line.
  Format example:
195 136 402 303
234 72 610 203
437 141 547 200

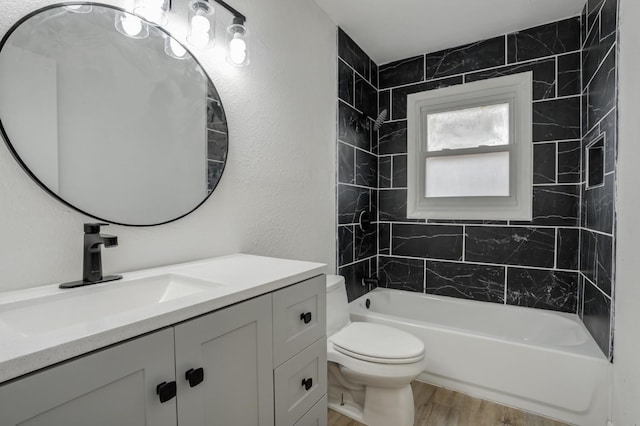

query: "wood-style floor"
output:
327 381 569 426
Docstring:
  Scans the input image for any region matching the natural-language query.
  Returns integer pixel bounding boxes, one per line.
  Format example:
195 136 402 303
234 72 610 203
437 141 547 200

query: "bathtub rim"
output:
349 287 608 361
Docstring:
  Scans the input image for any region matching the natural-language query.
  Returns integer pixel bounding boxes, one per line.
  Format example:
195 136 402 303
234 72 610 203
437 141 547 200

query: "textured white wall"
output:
613 0 640 423
0 0 336 291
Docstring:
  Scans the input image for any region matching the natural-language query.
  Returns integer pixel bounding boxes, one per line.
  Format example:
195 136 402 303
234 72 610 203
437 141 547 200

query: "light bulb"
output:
169 38 186 58
122 15 143 36
188 15 211 47
191 15 211 33
229 34 246 65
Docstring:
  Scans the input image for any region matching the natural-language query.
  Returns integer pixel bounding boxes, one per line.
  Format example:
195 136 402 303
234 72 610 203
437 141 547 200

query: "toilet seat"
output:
331 322 424 365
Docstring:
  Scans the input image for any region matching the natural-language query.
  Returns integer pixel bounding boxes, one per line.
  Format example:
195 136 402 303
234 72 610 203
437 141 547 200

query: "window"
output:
407 73 533 220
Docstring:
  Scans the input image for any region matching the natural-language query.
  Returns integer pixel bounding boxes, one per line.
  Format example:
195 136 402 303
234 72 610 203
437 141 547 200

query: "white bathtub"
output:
349 288 611 426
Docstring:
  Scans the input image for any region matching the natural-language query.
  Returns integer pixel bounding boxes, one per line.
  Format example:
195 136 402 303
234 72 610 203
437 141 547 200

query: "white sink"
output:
0 274 222 338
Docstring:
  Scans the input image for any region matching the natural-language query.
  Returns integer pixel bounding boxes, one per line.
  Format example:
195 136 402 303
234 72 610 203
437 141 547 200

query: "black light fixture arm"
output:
211 0 246 24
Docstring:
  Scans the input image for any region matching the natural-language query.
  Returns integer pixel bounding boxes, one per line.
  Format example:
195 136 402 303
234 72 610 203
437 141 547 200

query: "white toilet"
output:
326 275 426 426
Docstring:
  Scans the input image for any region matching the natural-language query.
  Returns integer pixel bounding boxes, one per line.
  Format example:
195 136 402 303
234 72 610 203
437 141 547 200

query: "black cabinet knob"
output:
156 381 177 403
300 312 312 324
185 367 205 388
301 377 313 391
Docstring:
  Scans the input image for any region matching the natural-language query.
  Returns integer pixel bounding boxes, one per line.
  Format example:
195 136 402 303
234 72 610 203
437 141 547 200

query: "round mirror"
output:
0 3 228 226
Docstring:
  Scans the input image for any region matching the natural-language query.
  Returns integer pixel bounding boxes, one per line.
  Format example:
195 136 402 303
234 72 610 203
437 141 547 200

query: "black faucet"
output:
59 223 123 289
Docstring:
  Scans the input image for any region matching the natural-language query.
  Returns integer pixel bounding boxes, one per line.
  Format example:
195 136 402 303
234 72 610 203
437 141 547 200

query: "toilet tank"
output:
326 275 350 336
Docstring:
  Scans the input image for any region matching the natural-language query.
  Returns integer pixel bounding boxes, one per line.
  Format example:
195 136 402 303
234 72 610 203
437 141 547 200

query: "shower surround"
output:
336 0 618 359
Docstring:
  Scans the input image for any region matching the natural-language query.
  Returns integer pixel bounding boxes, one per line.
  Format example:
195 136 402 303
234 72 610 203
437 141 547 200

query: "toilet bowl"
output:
326 275 426 426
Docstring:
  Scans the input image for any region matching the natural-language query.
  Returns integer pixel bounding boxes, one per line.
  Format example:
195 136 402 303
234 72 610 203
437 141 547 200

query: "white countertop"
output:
0 254 326 383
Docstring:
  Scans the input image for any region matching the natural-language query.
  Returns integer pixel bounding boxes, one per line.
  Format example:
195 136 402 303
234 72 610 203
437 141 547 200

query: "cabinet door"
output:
0 328 177 426
175 294 274 426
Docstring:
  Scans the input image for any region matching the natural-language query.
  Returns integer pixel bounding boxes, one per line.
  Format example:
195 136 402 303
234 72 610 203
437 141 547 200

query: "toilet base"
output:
328 376 415 426
363 385 414 426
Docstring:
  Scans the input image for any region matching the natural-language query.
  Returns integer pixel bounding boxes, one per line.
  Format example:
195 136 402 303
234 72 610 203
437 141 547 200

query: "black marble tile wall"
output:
426 36 506 80
465 58 556 100
338 258 377 302
507 17 581 63
583 278 612 356
379 56 424 89
579 0 617 359
378 256 424 293
334 4 618 360
337 29 378 300
425 261 505 303
370 18 583 314
506 268 578 312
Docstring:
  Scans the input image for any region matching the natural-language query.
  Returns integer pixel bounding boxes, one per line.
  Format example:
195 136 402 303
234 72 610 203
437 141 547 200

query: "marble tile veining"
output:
465 58 556 100
338 101 371 151
533 97 581 142
507 17 581 63
465 227 556 268
513 185 580 227
426 261 505 303
379 55 424 89
426 36 505 80
391 224 463 260
506 268 578 313
391 76 463 120
378 156 392 189
558 52 581 97
557 141 581 184
557 228 580 271
338 184 370 225
355 150 377 188
379 256 424 293
587 48 616 128
355 225 377 261
378 121 407 155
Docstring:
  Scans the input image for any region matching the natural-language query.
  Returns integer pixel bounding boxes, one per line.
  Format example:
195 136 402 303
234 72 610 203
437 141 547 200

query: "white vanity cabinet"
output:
272 275 327 426
0 328 177 426
174 294 274 426
0 274 326 426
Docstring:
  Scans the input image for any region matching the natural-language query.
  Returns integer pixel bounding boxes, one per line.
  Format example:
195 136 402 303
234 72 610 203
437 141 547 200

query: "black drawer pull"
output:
185 367 205 388
156 381 177 403
300 312 312 324
301 377 313 391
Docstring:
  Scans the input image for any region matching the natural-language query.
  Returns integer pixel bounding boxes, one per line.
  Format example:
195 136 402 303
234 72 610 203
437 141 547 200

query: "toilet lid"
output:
331 322 424 364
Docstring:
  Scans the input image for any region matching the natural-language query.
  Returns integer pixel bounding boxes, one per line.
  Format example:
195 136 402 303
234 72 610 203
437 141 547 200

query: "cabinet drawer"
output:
272 275 326 367
294 395 327 426
274 338 327 426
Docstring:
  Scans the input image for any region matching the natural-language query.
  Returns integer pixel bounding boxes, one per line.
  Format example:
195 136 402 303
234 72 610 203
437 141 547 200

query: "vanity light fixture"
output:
115 11 149 39
131 0 250 65
226 17 249 66
187 0 215 48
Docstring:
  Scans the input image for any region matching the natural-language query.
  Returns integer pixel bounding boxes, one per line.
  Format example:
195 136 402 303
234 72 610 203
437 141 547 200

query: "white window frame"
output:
407 72 533 221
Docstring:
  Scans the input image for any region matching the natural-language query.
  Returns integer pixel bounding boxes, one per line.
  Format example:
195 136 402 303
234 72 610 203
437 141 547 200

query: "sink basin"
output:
0 274 222 338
